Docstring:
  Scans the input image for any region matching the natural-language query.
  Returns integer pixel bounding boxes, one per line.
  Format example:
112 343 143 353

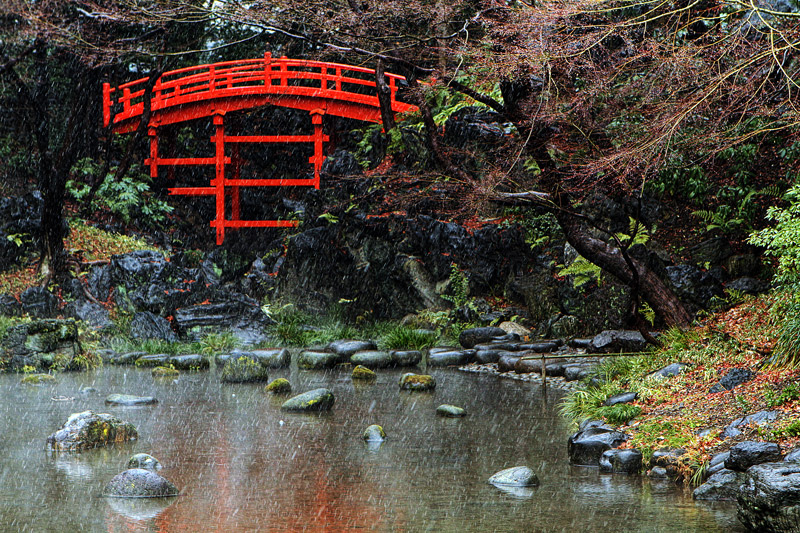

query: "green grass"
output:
380 325 438 350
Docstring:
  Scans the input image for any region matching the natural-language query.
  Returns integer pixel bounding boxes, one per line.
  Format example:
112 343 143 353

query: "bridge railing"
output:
103 53 416 127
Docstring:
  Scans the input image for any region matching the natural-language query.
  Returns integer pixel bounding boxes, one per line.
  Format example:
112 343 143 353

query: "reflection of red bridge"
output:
103 53 416 243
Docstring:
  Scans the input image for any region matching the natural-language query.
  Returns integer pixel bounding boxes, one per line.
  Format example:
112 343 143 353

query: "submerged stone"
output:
363 424 386 442
103 468 179 498
265 378 292 394
399 373 436 391
152 366 179 378
599 449 643 474
20 373 56 385
352 365 377 380
281 388 335 412
436 404 466 417
127 453 163 471
46 411 138 451
105 394 158 406
135 354 170 368
488 466 539 487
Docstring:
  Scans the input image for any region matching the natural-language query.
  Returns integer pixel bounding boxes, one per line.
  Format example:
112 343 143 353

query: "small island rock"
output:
436 404 466 417
488 466 539 487
46 411 138 451
363 424 386 442
265 378 292 394
399 373 436 391
103 468 178 498
281 388 335 412
127 453 163 471
105 394 158 406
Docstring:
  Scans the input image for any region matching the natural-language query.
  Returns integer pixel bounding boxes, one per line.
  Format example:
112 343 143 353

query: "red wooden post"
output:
102 83 112 127
148 127 159 178
213 113 226 245
231 144 241 221
309 109 325 189
264 52 272 88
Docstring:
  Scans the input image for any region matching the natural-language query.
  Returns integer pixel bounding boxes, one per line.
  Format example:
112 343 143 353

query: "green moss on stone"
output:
152 366 180 378
352 365 377 380
20 373 56 385
265 378 292 393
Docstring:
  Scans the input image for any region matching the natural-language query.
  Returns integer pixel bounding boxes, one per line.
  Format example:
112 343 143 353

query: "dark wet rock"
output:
429 346 460 354
514 357 544 374
250 348 290 369
726 277 770 295
648 362 690 380
46 411 138 451
564 363 594 382
265 378 292 394
111 250 170 292
68 300 113 331
475 349 506 364
604 392 639 406
498 354 522 372
488 466 539 487
722 410 779 439
693 469 746 501
363 424 386 442
725 254 761 278
436 404 466 417
352 365 377 380
518 341 560 353
709 451 731 475
20 373 56 385
152 366 179 378
726 441 783 472
298 350 340 370
390 350 422 367
737 462 800 533
281 388 335 412
172 294 272 343
321 149 362 176
428 350 472 367
328 339 378 358
1 318 81 371
0 294 22 316
86 263 113 302
709 367 756 394
665 263 725 309
135 354 169 367
599 449 643 474
127 454 162 471
689 236 732 266
351 350 393 369
130 312 177 342
20 287 59 318
458 327 506 349
168 354 208 371
221 354 269 383
477 341 522 352
105 394 158 406
649 466 669 479
103 468 179 498
568 425 628 466
590 330 648 353
399 373 436 391
108 352 147 365
568 338 593 349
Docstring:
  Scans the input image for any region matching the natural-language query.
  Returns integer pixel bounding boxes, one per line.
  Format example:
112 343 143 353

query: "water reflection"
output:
0 366 743 532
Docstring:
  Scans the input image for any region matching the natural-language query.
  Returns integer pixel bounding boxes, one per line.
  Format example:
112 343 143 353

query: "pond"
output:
0 364 743 532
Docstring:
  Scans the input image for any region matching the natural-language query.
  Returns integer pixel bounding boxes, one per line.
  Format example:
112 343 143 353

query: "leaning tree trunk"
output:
555 210 692 328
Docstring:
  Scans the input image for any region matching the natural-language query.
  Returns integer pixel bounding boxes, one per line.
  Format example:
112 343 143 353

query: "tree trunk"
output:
375 59 396 134
555 209 692 328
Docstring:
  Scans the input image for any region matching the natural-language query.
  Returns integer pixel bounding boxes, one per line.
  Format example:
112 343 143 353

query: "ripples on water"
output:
0 365 742 532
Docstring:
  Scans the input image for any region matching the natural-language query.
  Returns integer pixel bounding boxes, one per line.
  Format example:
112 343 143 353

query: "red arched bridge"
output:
103 53 417 244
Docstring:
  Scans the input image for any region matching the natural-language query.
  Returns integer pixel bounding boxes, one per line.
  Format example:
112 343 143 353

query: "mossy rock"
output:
251 348 291 369
350 350 392 368
103 468 178 498
281 388 335 412
399 373 436 391
220 354 269 383
20 373 56 385
168 354 209 371
46 411 138 451
363 424 386 442
437 404 466 417
152 366 179 378
135 354 170 368
265 378 292 394
352 365 377 380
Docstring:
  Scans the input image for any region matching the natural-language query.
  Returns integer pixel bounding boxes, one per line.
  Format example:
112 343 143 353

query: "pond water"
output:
0 364 743 532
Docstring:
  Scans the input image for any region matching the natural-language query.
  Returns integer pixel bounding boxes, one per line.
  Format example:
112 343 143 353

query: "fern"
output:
559 256 603 288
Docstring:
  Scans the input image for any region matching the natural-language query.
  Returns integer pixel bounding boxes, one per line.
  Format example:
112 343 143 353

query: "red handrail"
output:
103 53 415 128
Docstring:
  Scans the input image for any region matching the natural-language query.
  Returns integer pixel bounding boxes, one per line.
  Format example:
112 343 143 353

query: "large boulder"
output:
298 350 340 370
130 311 177 342
693 469 747 501
599 449 643 474
46 411 138 451
20 287 59 318
568 422 628 466
103 468 179 498
68 300 113 331
665 263 724 310
1 318 81 371
725 441 783 471
281 388 335 412
737 462 800 533
327 339 377 358
250 348 290 368
459 327 506 349
350 350 392 369
590 330 648 353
